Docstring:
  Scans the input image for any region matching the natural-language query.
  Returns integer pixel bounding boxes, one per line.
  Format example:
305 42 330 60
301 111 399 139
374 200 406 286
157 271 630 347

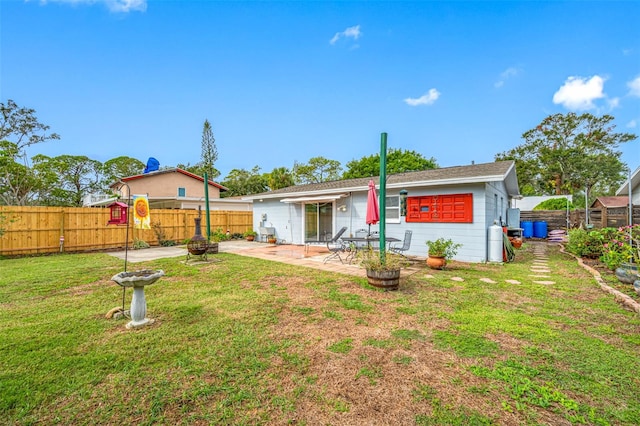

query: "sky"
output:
1 0 639 182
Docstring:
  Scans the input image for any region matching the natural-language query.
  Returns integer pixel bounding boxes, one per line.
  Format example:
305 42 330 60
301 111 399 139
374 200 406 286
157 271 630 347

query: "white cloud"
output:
607 97 620 109
628 76 640 97
404 88 441 106
330 25 361 45
552 75 606 111
35 0 147 13
494 67 520 88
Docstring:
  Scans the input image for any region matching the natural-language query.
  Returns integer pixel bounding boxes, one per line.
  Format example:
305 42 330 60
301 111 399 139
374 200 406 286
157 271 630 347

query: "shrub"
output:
533 198 574 210
565 229 603 258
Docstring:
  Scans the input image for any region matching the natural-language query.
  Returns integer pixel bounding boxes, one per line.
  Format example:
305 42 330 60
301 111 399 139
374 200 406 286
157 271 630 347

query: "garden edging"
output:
560 245 640 316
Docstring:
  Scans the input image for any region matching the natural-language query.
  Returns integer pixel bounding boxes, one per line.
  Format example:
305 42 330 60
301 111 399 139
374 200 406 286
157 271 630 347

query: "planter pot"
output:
615 263 639 284
511 239 523 249
426 255 446 270
267 238 277 244
366 268 400 291
245 235 255 242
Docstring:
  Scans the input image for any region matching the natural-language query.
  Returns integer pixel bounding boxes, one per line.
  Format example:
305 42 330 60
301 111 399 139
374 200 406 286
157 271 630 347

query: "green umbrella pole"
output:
379 132 387 264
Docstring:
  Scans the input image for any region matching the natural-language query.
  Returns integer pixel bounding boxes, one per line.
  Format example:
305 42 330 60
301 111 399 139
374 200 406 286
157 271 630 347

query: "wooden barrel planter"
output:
366 269 400 291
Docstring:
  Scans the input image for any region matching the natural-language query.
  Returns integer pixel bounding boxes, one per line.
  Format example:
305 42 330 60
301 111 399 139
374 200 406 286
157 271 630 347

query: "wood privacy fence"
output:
0 206 253 256
520 207 640 231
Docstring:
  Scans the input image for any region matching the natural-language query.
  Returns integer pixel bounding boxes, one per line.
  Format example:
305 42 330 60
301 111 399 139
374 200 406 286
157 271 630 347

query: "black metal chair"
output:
323 226 348 264
389 230 412 257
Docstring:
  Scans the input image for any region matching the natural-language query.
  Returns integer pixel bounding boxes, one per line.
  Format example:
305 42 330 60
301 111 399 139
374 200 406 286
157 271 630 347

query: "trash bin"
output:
533 221 548 238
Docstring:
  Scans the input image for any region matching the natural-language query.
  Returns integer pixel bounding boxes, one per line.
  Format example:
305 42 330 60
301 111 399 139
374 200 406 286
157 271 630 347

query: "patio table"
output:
341 236 401 263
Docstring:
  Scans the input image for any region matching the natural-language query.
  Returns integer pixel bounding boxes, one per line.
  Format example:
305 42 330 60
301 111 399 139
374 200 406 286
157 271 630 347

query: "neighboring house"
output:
242 161 520 263
89 168 252 211
615 166 640 205
590 196 631 209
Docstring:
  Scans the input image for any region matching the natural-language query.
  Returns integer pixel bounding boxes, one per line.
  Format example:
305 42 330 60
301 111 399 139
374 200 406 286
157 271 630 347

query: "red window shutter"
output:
406 193 472 223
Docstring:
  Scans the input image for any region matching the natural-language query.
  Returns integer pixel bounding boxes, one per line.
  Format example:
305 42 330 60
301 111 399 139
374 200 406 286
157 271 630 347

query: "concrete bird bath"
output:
111 269 164 329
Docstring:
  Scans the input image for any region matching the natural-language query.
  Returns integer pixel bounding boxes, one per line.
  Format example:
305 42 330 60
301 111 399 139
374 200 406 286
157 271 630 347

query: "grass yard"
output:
1 243 640 425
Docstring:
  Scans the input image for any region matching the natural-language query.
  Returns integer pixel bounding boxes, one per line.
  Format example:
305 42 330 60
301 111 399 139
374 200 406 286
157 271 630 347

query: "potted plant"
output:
243 230 258 241
425 237 462 270
358 247 409 291
267 233 277 244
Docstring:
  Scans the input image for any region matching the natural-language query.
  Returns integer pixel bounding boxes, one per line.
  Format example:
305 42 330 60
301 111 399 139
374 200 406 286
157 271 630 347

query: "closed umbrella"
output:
366 179 380 236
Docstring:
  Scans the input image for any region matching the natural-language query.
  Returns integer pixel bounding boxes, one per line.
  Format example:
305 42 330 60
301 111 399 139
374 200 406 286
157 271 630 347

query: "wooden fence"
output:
520 207 640 231
0 206 253 256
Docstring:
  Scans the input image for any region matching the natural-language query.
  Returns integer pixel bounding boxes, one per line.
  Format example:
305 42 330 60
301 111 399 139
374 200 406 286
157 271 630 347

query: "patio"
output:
109 240 426 279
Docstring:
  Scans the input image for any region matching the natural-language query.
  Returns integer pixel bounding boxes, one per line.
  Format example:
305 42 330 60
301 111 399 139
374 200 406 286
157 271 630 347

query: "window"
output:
406 193 473 223
178 187 186 197
385 195 400 223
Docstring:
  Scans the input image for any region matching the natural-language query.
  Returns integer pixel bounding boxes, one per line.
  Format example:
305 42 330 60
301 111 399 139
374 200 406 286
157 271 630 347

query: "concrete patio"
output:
108 240 426 279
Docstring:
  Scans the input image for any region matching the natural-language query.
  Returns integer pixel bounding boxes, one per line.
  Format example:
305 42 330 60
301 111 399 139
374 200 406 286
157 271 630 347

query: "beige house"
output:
102 168 252 211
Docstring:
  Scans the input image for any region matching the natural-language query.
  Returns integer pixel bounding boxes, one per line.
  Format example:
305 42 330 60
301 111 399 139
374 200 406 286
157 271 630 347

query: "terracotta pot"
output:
246 235 255 242
267 238 277 244
512 239 522 249
366 268 400 291
426 255 446 270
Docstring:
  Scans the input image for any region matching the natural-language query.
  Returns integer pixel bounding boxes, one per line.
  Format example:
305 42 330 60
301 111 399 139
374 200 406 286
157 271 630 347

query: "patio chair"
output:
389 230 412 257
323 226 348 264
354 228 369 249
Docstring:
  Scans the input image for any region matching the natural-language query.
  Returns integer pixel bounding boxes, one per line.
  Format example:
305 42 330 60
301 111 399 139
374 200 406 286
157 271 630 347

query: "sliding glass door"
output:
304 202 333 241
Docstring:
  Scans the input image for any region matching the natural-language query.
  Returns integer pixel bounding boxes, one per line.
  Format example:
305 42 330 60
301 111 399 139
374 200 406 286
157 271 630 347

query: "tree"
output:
0 100 60 205
496 113 636 198
343 148 438 179
293 156 342 184
264 167 295 190
533 198 574 210
102 156 145 186
0 141 43 205
220 166 268 197
33 155 103 206
200 119 219 180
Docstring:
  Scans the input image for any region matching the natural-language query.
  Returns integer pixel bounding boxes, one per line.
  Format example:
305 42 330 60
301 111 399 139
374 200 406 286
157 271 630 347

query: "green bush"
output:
533 198 574 210
598 225 640 270
565 229 603 258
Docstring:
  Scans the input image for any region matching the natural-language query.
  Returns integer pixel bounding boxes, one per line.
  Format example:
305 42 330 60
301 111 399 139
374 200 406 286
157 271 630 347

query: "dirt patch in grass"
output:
264 276 566 425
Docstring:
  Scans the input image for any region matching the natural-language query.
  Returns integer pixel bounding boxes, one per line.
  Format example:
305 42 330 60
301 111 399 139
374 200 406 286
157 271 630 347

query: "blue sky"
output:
2 0 639 181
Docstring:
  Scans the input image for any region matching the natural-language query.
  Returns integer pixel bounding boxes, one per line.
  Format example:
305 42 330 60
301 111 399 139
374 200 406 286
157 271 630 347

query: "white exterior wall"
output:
252 182 513 263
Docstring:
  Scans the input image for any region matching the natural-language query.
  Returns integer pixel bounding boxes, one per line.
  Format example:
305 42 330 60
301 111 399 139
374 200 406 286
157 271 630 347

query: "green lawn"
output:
1 244 639 425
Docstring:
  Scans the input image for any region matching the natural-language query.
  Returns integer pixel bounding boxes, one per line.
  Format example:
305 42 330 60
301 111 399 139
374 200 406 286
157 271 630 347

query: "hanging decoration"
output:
133 195 151 229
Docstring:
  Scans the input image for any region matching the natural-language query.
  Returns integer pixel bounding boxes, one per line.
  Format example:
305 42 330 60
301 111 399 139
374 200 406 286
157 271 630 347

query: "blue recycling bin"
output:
521 221 533 238
533 221 548 238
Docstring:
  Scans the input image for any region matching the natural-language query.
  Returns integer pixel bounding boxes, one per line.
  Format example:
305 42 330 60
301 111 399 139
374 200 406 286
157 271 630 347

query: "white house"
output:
242 161 520 263
615 166 640 205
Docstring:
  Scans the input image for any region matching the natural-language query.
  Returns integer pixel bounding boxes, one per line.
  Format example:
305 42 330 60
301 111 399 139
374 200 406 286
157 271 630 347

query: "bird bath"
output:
111 269 164 329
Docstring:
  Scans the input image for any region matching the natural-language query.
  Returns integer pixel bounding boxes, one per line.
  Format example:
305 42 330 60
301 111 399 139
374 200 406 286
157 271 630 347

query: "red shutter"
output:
406 193 472 223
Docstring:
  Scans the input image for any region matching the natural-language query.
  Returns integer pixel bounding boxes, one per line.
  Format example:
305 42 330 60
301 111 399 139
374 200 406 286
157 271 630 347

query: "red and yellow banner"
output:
133 195 150 229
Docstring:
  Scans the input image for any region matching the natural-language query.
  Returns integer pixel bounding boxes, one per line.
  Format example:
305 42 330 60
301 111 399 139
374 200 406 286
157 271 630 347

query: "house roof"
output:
243 160 519 200
590 196 631 208
616 166 640 196
113 167 228 191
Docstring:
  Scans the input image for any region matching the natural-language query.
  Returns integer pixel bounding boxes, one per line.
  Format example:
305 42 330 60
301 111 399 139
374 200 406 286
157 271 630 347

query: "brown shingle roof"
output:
244 160 518 199
591 196 630 208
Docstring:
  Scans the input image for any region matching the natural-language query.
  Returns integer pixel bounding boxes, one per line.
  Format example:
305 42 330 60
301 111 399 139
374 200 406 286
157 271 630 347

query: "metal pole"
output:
629 169 633 227
204 172 211 240
379 132 387 263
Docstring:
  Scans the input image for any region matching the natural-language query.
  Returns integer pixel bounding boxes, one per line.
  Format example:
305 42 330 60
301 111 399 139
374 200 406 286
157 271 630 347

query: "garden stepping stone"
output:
451 277 465 282
479 278 496 284
505 279 521 284
423 274 435 279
